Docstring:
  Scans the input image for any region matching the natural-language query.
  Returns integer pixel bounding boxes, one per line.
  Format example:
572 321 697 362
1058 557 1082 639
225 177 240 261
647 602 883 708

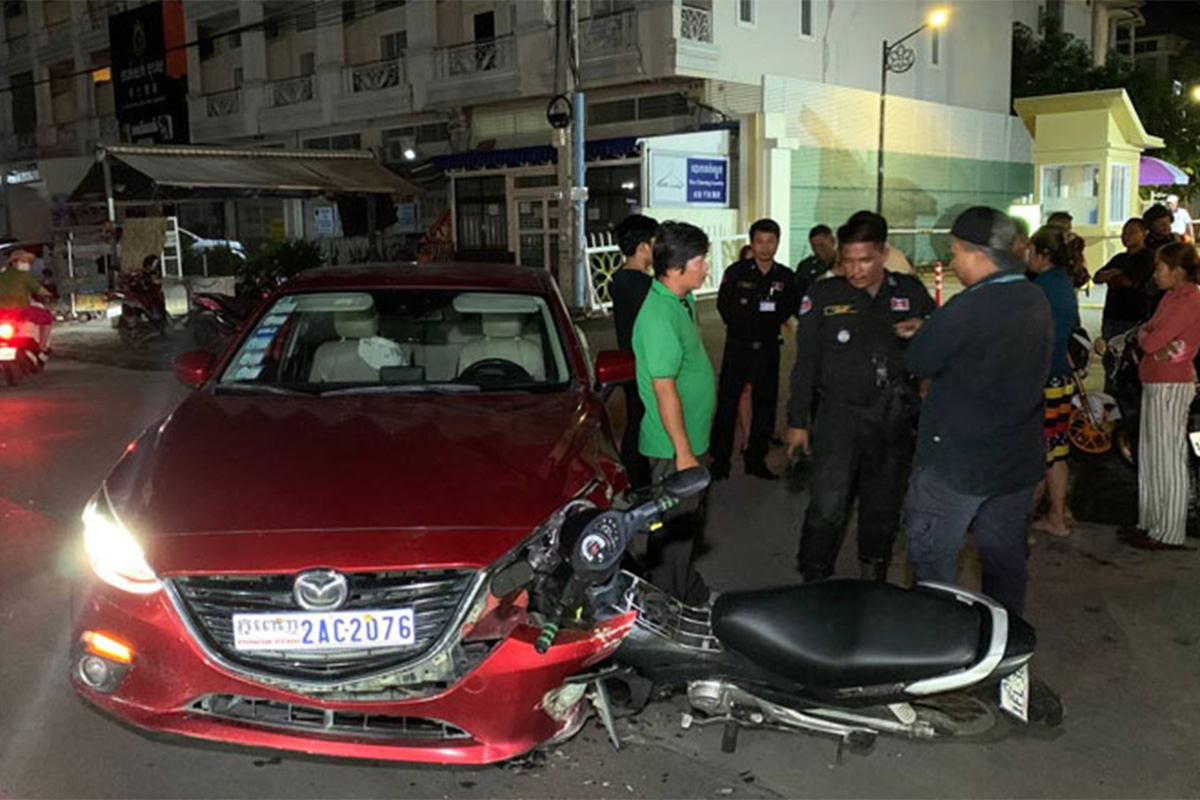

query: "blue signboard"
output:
686 158 728 205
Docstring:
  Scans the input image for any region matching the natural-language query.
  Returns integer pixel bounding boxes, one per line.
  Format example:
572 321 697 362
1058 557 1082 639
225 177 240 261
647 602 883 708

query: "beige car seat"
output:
310 310 392 382
457 313 545 381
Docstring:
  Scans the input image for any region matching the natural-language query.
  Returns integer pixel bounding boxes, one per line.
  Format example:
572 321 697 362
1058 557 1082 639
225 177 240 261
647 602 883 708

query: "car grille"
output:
189 694 471 741
170 570 476 681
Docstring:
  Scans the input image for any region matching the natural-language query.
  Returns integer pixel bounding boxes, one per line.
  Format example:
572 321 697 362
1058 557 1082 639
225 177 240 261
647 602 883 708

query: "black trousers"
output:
798 404 915 581
637 457 710 605
619 382 651 489
710 340 780 468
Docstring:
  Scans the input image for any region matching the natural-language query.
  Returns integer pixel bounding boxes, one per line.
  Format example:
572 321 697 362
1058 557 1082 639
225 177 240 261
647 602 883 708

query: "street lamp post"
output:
876 9 949 215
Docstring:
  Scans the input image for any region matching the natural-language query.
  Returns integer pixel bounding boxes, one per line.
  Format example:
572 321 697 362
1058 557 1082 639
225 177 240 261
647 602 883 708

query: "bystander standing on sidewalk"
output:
1120 242 1200 551
610 214 658 488
631 221 715 604
903 207 1053 614
1027 226 1081 539
1093 218 1154 342
795 225 837 297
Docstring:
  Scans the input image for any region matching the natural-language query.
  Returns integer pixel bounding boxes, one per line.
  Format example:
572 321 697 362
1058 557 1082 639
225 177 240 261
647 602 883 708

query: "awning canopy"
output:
1140 155 1190 186
69 144 420 204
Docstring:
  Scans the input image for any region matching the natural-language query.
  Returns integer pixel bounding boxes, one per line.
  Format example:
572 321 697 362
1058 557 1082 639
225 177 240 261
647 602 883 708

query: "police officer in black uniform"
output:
785 211 936 582
710 219 801 481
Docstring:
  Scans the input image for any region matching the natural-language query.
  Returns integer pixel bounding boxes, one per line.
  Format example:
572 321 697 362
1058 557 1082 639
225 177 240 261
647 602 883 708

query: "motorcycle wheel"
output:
191 316 225 352
911 693 1005 740
1068 406 1112 455
118 323 147 350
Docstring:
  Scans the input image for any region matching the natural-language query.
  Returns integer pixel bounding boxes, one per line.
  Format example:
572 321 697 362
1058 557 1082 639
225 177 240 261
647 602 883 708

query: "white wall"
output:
705 0 1015 115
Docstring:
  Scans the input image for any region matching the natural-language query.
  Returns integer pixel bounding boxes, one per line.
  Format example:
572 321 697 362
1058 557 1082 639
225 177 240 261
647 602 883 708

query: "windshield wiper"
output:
319 383 482 397
213 382 313 397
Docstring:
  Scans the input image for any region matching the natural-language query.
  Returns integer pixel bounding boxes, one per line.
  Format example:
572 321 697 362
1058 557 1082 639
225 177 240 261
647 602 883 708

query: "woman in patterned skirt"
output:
1027 226 1081 538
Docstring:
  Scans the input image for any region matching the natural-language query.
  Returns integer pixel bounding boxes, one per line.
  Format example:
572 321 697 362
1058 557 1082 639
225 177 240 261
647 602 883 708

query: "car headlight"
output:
82 488 161 595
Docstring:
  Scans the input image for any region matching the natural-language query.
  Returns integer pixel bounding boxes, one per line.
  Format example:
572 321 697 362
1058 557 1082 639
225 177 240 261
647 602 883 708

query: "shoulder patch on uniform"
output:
824 304 856 316
799 296 813 315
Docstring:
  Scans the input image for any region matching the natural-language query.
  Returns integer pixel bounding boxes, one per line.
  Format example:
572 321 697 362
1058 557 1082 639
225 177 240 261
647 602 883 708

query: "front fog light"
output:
79 656 111 688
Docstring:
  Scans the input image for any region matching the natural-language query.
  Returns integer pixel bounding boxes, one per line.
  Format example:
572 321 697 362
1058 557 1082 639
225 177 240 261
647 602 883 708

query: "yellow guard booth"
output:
1014 89 1163 270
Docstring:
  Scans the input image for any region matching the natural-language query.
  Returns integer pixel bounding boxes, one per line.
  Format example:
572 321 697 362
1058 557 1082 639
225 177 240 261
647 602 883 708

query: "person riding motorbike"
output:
0 249 54 358
121 254 167 318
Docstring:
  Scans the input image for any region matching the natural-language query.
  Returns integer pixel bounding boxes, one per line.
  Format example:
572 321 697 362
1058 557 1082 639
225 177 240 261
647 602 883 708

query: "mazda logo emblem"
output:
293 569 349 611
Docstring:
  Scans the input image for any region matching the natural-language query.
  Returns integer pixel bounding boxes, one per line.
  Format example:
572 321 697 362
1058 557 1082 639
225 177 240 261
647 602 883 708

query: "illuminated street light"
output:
877 8 951 213
1191 85 1200 104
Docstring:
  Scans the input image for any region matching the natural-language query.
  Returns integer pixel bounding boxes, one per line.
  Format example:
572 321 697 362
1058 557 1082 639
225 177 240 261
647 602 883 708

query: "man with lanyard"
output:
0 249 53 358
794 224 837 298
785 211 935 582
631 221 714 604
710 218 800 481
903 207 1053 614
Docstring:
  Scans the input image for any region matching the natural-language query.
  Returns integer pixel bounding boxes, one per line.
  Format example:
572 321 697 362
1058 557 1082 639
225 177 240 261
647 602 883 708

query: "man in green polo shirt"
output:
631 221 715 604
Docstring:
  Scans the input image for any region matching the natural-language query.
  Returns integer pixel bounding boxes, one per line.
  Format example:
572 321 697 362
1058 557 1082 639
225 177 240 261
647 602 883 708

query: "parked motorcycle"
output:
184 292 260 352
508 468 1062 757
105 289 172 350
0 314 44 387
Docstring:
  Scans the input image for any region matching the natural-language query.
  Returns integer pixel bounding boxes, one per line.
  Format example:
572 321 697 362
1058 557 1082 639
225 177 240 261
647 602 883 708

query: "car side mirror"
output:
174 351 215 388
595 350 635 387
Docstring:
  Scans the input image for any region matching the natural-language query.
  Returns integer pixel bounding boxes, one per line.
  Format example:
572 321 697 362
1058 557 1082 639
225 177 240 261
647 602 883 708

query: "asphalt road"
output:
2 298 1198 798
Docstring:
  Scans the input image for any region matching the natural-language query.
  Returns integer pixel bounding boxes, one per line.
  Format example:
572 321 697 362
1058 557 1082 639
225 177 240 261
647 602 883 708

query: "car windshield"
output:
217 289 572 394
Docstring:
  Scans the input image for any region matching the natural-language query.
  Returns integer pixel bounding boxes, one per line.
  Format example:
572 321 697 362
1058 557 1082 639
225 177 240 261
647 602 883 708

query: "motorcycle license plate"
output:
231 609 415 652
1189 432 1200 458
999 664 1029 722
0 347 15 362
106 305 122 319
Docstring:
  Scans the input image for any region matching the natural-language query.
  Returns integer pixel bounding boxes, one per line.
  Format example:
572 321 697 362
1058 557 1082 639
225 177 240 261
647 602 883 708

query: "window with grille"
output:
591 98 636 125
637 93 689 119
456 176 508 251
416 122 449 144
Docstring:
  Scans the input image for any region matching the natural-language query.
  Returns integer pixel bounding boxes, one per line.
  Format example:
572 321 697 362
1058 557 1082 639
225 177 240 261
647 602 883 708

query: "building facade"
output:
0 0 1153 273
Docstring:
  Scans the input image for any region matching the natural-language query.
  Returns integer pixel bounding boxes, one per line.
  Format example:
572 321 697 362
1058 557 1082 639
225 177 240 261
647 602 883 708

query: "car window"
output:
218 289 572 394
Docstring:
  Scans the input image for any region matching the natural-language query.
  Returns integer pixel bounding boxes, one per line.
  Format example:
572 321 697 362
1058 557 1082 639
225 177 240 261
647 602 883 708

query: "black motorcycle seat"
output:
712 581 985 689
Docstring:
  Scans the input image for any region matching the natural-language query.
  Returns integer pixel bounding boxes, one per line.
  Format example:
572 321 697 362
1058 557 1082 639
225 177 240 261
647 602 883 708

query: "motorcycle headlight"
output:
82 488 161 595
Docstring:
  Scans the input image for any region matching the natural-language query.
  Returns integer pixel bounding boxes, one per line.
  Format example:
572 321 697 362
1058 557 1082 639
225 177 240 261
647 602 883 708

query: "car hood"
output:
106 389 613 543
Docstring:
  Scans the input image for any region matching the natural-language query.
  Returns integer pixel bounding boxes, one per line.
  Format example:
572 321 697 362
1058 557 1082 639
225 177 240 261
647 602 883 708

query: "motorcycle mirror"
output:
661 466 711 499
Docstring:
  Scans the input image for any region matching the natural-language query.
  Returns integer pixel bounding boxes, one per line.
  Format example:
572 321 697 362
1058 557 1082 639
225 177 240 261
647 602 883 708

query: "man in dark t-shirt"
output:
609 214 658 487
1094 218 1154 341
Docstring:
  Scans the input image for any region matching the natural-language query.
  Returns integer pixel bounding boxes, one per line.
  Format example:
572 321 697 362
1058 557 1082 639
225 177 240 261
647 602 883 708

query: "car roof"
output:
284 262 556 295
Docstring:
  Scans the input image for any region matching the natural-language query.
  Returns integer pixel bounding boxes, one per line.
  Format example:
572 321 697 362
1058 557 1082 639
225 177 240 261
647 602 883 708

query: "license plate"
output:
1189 431 1200 458
106 305 122 319
231 609 415 652
0 347 15 362
999 664 1029 722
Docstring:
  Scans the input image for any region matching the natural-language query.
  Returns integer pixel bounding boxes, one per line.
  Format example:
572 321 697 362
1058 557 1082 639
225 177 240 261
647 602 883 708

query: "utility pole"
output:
555 0 587 311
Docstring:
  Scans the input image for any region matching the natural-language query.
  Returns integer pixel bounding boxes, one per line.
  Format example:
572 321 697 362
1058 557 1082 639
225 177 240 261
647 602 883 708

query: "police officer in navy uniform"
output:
785 211 936 582
710 219 801 481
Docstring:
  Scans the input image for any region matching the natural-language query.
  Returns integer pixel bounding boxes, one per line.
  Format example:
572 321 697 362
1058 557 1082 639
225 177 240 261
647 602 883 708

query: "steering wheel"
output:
459 358 533 383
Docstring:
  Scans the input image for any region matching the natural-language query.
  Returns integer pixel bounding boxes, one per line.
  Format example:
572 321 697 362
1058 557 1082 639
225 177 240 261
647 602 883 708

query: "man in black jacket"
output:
710 219 800 481
903 206 1053 614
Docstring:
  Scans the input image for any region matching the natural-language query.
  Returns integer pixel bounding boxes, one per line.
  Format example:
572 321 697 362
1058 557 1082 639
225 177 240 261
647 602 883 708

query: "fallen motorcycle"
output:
511 468 1063 757
105 290 172 349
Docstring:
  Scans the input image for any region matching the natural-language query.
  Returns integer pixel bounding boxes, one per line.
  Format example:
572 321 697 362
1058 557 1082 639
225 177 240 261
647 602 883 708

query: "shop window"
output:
1042 163 1099 226
1109 163 1131 225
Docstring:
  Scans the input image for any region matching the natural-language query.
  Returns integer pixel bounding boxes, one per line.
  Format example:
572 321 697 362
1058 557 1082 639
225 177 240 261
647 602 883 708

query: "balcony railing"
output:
434 35 514 79
680 5 712 43
346 57 404 93
581 8 636 58
268 75 315 107
205 89 241 117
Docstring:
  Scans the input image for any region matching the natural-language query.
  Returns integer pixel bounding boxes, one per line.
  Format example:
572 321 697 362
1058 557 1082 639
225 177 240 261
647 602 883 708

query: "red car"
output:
71 263 636 764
